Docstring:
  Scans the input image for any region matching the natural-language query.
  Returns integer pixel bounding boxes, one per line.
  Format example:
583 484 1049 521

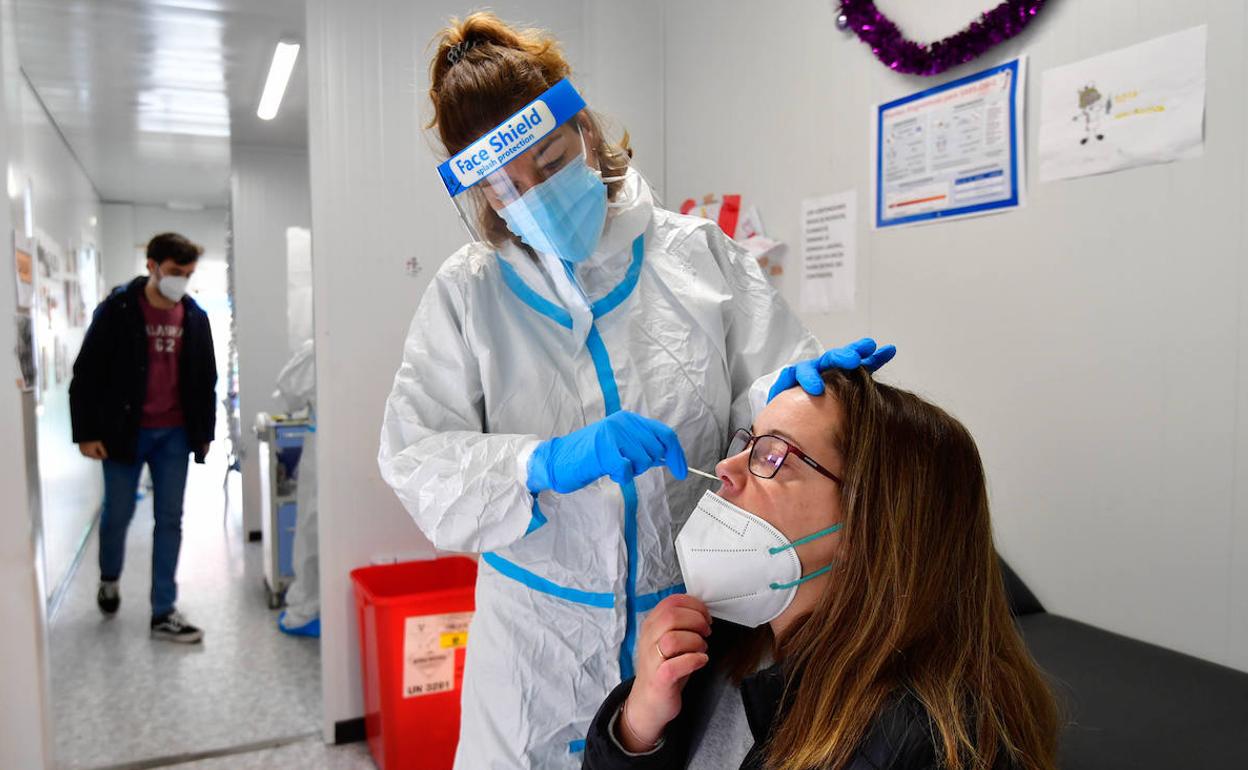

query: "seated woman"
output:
583 368 1059 770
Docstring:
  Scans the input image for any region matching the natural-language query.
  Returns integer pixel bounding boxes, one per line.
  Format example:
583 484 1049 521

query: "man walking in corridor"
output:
70 232 217 643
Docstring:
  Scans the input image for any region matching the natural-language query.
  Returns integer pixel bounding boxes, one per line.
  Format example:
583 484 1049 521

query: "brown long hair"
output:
427 12 632 248
758 369 1059 770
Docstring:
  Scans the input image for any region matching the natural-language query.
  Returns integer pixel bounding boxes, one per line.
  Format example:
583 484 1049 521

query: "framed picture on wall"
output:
13 231 34 310
39 344 48 395
53 336 64 386
14 313 35 392
873 57 1027 228
77 245 100 311
35 241 55 277
63 278 86 328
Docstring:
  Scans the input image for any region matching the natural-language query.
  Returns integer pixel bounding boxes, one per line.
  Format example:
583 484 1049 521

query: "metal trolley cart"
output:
254 413 312 609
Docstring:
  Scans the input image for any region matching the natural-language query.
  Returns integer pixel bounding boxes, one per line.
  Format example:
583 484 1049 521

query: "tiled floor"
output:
161 736 375 769
48 452 374 770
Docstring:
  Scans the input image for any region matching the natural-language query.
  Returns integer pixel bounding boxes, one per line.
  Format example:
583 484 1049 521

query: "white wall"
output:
99 203 228 291
663 0 1248 672
15 66 104 602
1 0 55 764
19 84 100 251
99 201 137 290
305 0 665 737
229 145 310 536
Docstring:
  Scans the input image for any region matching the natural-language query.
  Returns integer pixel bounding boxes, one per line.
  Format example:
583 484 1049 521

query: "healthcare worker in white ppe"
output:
378 13 894 770
273 339 319 637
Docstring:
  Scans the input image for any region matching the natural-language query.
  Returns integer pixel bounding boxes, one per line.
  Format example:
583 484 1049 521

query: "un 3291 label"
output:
402 611 472 699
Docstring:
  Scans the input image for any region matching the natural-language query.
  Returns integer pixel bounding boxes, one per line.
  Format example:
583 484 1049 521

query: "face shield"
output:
437 79 616 264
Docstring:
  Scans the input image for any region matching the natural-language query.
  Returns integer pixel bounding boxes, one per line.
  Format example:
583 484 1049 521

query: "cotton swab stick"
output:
686 467 718 481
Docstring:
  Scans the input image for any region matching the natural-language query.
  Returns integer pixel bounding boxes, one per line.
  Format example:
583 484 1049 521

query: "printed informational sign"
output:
402 611 472 699
1039 26 1206 182
874 58 1026 228
800 192 857 314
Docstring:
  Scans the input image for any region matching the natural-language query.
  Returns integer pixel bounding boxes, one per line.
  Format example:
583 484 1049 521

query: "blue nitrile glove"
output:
767 337 897 403
527 411 689 494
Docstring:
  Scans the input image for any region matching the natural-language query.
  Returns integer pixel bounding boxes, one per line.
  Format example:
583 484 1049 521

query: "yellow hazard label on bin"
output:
403 611 473 698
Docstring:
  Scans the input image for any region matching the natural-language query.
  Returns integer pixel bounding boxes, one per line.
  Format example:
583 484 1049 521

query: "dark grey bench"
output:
1002 562 1248 768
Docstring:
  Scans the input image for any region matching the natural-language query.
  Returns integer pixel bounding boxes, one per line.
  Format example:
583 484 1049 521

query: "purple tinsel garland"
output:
840 0 1046 76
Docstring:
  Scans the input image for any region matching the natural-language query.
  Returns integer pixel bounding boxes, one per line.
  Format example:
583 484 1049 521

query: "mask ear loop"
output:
577 124 630 207
768 523 842 555
769 563 835 591
766 523 842 591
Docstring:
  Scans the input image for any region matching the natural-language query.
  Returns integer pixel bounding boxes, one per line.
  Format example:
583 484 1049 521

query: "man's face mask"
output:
675 490 841 628
155 266 190 302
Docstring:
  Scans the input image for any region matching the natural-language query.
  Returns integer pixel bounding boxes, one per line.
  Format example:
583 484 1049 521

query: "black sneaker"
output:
150 611 204 644
97 580 120 614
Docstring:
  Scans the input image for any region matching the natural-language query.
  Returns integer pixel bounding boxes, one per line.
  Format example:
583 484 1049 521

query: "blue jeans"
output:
98 427 191 618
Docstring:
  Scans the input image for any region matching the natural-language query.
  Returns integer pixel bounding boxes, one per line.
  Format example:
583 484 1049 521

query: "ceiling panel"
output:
16 0 306 206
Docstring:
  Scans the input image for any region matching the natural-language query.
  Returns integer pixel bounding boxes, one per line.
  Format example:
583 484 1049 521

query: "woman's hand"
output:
616 594 712 752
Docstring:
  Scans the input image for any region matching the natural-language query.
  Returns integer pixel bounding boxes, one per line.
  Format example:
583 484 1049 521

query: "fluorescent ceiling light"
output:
167 200 205 212
257 40 300 121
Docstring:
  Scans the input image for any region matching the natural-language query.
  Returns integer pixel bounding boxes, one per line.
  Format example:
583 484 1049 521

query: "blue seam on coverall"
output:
635 582 686 613
480 553 614 607
494 235 680 687
497 256 574 329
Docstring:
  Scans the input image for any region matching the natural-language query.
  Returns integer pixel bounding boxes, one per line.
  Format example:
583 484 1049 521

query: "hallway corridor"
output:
47 453 372 769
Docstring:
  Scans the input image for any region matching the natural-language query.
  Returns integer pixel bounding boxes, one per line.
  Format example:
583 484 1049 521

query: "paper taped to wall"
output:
1039 26 1206 182
800 192 856 314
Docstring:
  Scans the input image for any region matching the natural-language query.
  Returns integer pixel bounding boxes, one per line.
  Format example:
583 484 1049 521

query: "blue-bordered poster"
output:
873 57 1026 229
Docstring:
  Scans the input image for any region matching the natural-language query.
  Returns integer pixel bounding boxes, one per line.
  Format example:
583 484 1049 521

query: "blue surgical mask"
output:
497 157 608 264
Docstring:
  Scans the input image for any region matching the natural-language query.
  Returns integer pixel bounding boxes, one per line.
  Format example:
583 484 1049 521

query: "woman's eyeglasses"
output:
726 428 841 484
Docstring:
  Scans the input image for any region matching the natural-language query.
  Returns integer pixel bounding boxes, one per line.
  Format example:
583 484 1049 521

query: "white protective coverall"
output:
378 169 820 768
274 340 318 630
